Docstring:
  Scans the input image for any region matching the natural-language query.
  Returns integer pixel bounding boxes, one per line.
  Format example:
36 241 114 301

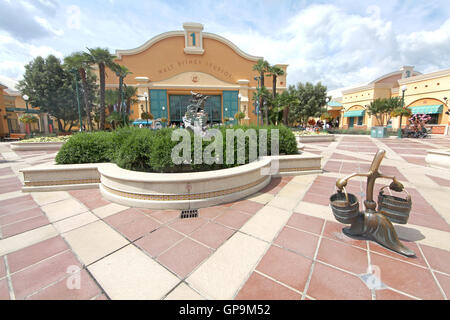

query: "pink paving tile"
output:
27 269 101 300
274 227 319 259
370 252 444 300
147 210 179 223
317 238 368 274
104 208 145 227
0 195 32 207
190 222 234 249
0 279 10 300
307 262 372 300
11 251 82 300
402 156 427 166
287 212 324 235
259 178 284 195
375 289 415 300
230 200 264 215
7 236 69 273
135 227 184 257
426 175 450 187
157 238 212 278
322 221 367 249
1 215 50 239
0 207 44 226
0 167 14 176
198 206 228 220
368 241 426 267
256 246 312 292
113 215 161 241
0 257 5 279
235 272 301 300
169 217 208 235
301 192 331 206
434 272 450 299
419 244 450 275
0 199 38 216
68 189 102 200
81 197 110 210
213 208 251 230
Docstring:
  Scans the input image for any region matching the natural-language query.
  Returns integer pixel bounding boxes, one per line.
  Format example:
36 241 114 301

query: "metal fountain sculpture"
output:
330 149 415 257
183 91 209 136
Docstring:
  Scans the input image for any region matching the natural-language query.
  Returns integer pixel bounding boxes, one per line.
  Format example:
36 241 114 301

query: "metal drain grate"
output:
180 209 198 219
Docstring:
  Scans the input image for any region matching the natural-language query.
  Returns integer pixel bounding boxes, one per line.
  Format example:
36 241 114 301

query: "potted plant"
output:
234 111 245 125
19 113 38 136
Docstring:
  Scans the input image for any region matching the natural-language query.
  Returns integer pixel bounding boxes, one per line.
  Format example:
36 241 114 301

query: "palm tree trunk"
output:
284 104 290 126
79 68 93 131
260 71 267 125
99 63 106 130
272 75 277 99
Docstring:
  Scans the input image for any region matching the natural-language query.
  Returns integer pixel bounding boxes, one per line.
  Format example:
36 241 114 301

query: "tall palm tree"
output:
267 65 286 124
64 52 94 131
85 47 116 130
252 59 270 125
111 64 132 113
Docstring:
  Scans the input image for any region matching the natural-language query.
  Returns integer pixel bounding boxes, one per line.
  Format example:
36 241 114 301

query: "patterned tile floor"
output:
0 135 449 300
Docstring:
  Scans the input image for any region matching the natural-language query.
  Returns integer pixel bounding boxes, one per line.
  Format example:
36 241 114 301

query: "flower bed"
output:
10 136 70 151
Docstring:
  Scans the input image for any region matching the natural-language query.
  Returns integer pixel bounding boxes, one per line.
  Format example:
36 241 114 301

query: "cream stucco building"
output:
327 66 450 134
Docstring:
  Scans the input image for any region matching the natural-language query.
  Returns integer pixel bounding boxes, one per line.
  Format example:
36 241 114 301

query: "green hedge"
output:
55 131 113 164
55 125 298 173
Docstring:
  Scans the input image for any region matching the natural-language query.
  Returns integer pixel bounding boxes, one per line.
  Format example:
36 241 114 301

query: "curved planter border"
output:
296 135 335 143
10 142 64 151
425 150 450 169
20 152 322 209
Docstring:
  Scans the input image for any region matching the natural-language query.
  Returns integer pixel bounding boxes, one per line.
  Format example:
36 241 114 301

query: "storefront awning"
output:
409 105 443 114
132 119 153 125
343 110 365 117
327 101 343 108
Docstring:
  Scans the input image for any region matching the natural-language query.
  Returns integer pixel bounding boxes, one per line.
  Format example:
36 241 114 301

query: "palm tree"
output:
111 64 132 114
267 65 285 124
252 59 270 125
64 52 94 131
85 47 116 130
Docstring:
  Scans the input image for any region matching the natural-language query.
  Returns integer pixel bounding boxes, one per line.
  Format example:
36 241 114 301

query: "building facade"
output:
105 22 288 125
0 82 49 138
328 66 450 134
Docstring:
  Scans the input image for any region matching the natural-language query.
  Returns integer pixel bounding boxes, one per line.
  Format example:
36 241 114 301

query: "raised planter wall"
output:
296 135 335 143
10 142 64 151
20 152 322 209
425 150 450 169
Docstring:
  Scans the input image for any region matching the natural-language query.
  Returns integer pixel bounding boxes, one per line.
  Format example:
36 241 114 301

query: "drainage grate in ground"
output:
180 209 199 219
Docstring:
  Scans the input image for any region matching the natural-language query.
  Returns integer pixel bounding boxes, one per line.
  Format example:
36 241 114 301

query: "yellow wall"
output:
0 87 7 137
340 70 450 131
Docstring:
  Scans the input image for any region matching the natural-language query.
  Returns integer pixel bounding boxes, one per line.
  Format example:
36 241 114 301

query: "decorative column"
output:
43 112 49 134
135 77 151 119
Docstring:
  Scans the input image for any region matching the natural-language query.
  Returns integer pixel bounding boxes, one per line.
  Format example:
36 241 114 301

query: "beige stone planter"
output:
296 135 335 143
10 142 64 151
425 150 450 169
20 152 322 209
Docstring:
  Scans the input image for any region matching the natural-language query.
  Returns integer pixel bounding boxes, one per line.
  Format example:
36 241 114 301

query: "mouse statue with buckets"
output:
330 149 415 257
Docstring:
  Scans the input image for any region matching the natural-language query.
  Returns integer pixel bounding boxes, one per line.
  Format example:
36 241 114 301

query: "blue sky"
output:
1 0 450 94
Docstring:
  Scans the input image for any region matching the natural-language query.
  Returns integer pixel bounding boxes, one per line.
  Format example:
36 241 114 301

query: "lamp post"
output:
70 69 83 131
397 85 407 138
22 94 29 112
143 92 148 113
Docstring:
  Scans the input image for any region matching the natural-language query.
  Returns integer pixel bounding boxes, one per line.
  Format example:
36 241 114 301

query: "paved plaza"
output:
0 135 449 300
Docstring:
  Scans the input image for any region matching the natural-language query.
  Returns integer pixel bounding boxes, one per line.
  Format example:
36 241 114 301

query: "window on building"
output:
357 116 363 125
427 114 439 125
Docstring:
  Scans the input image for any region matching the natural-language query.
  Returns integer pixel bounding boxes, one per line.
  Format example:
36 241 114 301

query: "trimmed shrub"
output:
55 131 113 164
56 124 298 172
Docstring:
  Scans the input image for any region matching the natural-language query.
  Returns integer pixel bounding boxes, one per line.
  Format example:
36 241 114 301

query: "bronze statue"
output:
330 149 415 257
